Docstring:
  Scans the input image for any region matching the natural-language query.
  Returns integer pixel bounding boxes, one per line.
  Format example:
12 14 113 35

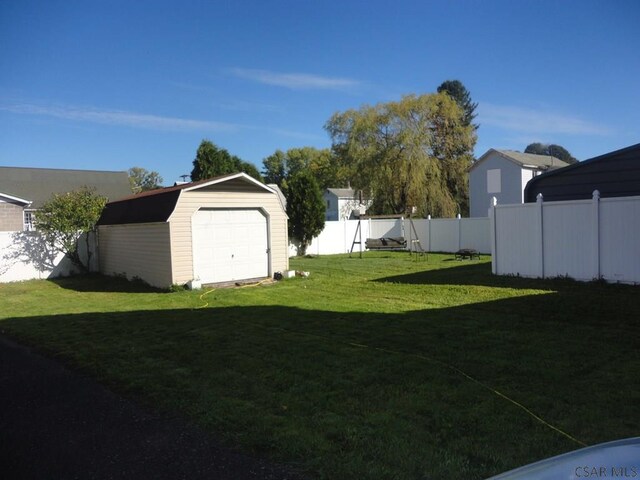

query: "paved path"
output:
0 335 305 480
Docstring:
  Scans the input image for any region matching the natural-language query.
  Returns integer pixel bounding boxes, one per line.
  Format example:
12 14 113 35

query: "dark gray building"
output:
524 143 640 203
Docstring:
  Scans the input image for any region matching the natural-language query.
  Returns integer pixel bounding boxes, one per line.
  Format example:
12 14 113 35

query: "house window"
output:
23 210 36 231
326 200 330 209
487 169 501 193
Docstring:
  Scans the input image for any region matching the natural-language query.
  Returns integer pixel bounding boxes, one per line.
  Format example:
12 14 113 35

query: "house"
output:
323 188 371 221
524 142 640 203
97 172 289 289
469 149 570 217
0 166 132 231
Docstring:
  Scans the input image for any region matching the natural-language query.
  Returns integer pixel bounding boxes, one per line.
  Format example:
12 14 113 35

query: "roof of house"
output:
325 188 370 200
524 142 640 202
0 166 132 208
98 172 276 226
471 149 570 171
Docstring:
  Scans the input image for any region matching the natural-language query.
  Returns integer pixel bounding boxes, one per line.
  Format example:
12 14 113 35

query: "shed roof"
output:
471 149 569 171
98 172 276 225
0 166 131 208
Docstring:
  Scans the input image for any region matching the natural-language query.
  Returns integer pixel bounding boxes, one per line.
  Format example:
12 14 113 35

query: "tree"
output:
262 147 347 193
35 187 107 272
286 171 325 256
325 93 476 217
191 139 263 182
128 167 163 192
437 80 479 130
524 142 578 164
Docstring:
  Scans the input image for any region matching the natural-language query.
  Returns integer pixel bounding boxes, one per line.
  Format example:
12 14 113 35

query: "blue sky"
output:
1 0 639 186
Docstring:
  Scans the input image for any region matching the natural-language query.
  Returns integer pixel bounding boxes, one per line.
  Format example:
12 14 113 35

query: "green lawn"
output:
1 252 638 479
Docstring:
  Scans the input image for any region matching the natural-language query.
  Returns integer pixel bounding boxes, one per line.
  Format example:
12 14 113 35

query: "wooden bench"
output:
365 237 407 250
455 248 480 260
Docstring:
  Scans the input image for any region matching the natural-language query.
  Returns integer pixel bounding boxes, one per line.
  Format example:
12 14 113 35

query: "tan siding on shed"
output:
169 190 288 285
98 222 172 288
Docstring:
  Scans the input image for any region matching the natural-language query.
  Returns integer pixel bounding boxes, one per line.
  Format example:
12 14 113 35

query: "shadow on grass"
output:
373 261 629 291
2 280 639 480
49 273 165 293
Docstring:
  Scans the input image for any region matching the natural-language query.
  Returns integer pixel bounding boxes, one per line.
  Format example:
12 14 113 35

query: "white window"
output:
24 210 36 231
487 169 501 193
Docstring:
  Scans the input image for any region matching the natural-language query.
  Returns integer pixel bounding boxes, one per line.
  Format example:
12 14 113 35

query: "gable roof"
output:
0 166 132 208
471 149 569 171
98 172 276 225
0 192 32 206
524 142 640 202
326 188 356 198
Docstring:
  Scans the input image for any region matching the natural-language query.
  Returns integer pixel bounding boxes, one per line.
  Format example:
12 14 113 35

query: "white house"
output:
469 149 570 217
323 188 372 221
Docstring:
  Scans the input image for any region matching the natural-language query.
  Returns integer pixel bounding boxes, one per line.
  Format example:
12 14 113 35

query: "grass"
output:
0 252 638 479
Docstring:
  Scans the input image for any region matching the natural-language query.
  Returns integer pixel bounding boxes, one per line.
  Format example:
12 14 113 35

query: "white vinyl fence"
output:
291 217 490 256
0 231 98 282
490 192 640 284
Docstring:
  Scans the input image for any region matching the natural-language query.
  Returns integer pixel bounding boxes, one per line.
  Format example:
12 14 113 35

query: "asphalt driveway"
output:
0 335 305 480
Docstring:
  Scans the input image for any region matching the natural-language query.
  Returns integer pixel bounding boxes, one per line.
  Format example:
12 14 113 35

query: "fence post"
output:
489 198 497 274
592 190 601 280
457 213 462 250
427 214 431 253
536 193 544 278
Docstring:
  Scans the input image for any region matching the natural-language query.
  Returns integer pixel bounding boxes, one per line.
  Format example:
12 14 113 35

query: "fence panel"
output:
599 197 640 283
494 204 540 277
0 231 97 282
542 201 593 280
370 219 403 238
428 219 459 252
460 218 491 253
291 220 370 256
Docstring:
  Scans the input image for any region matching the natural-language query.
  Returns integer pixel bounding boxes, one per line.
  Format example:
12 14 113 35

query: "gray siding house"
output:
0 166 132 231
323 188 371 221
469 149 569 217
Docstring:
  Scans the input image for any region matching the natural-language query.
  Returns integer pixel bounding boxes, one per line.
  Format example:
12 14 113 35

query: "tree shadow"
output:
0 231 98 280
1 291 638 479
49 273 165 293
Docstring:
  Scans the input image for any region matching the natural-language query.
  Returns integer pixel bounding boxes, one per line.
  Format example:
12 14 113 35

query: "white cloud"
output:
0 102 238 132
227 68 360 90
479 103 612 136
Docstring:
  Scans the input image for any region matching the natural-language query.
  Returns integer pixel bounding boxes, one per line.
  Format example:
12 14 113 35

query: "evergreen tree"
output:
191 139 263 182
437 80 479 130
286 171 325 256
525 142 578 164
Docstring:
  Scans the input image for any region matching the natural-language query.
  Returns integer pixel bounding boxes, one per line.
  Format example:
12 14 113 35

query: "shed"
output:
97 173 289 289
524 143 640 203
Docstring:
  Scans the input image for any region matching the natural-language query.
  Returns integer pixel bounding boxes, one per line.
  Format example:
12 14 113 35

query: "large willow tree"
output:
325 93 476 217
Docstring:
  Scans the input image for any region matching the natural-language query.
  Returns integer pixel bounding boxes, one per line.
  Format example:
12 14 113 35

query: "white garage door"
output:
192 209 269 284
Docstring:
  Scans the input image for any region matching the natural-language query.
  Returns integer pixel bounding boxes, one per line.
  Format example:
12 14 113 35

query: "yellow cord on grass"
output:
247 322 589 448
196 278 272 308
